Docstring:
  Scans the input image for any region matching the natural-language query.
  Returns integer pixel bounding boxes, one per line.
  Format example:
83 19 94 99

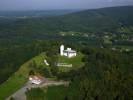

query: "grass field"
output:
26 88 47 100
0 52 47 99
58 52 84 72
26 85 68 100
46 85 68 100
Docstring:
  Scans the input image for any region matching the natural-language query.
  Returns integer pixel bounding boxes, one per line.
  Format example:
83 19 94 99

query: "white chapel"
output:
60 45 77 58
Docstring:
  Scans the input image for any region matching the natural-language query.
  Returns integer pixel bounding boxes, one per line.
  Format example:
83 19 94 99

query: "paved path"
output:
6 80 69 100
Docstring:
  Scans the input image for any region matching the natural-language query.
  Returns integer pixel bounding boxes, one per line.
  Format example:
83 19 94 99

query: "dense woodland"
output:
57 48 133 100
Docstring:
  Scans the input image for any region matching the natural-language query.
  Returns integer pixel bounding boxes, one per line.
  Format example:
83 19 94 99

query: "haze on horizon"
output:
0 0 133 11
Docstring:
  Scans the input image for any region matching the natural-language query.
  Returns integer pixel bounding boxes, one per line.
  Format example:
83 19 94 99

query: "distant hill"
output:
0 6 133 37
50 6 133 33
0 10 79 17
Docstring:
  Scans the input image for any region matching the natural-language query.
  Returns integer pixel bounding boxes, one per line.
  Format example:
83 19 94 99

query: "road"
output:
6 80 69 100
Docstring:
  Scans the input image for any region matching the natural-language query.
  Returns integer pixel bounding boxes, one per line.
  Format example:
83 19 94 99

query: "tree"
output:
29 70 35 76
10 97 15 100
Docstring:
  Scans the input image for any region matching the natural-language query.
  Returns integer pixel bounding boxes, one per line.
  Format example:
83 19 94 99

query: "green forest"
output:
26 47 133 100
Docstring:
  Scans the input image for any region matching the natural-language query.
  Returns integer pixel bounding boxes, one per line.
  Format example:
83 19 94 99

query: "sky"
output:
0 0 133 11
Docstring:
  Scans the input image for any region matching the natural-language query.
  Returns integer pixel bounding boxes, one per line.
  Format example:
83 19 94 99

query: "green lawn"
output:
26 88 47 100
46 85 68 100
0 52 47 99
26 85 68 100
0 74 27 100
58 52 84 72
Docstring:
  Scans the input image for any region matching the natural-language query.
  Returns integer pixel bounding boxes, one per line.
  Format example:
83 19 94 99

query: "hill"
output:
0 6 133 38
0 10 78 17
58 6 133 32
0 53 47 99
25 48 133 100
0 51 84 99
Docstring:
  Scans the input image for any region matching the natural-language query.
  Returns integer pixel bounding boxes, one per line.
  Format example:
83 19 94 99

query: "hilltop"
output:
0 51 84 99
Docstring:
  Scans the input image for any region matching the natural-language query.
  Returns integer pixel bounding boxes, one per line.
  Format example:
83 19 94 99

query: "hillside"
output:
0 51 84 99
26 48 133 100
58 53 84 72
0 6 133 38
0 10 78 17
0 53 47 99
59 6 133 32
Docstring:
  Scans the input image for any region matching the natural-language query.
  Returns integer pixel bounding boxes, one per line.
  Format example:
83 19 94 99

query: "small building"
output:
29 75 44 85
60 45 77 58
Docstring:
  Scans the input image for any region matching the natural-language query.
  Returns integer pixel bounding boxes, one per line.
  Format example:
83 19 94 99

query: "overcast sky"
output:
0 0 133 11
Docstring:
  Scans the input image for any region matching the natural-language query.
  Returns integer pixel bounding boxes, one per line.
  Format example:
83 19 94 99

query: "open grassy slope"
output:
0 52 47 99
26 85 68 100
58 52 84 72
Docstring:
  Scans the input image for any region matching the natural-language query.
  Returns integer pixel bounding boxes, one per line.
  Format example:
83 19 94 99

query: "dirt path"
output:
6 80 69 100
